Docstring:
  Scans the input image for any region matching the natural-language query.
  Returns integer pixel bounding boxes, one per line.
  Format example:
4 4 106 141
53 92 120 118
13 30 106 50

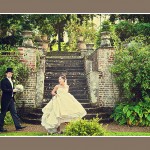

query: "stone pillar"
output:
22 31 34 47
85 49 100 106
87 71 99 104
35 48 45 107
17 47 37 108
77 36 87 57
100 31 111 48
86 43 95 57
85 31 119 107
97 46 119 107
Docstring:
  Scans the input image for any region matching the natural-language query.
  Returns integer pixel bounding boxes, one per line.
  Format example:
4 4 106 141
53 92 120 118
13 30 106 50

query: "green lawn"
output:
0 131 150 136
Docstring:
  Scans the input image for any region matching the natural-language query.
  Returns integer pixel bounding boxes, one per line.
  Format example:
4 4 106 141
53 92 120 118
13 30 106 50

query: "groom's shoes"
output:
16 126 26 131
0 128 7 132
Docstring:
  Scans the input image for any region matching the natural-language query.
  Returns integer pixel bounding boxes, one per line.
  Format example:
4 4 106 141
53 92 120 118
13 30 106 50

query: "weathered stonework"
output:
35 49 45 107
17 72 37 108
97 47 119 107
87 71 99 104
85 47 119 107
17 47 45 108
18 47 36 71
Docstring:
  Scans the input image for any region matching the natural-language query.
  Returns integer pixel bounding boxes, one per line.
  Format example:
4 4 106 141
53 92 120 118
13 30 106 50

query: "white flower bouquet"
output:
15 84 24 92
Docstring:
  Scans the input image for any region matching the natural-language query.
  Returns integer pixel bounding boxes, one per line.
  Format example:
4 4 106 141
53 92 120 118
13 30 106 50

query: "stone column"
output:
85 50 100 106
17 46 37 108
77 36 87 57
35 48 46 107
96 32 119 107
85 43 95 57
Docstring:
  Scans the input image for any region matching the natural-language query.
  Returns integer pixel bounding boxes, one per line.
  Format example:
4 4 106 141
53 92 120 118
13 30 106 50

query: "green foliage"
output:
109 14 150 23
111 100 150 126
64 117 106 136
101 20 111 32
107 131 150 136
114 21 150 41
0 51 30 85
115 21 135 41
111 38 150 101
0 131 150 136
64 15 97 51
4 112 14 125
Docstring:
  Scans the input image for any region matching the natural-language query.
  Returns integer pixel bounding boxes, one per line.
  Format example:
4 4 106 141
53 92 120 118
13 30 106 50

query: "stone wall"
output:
17 47 45 108
17 72 37 108
85 47 119 107
97 47 119 107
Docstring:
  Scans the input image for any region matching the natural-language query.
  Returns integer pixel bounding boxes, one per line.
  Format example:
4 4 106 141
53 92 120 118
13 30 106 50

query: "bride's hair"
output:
60 74 68 85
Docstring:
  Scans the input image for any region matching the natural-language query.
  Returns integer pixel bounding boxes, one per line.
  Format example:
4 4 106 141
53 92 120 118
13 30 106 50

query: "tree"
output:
109 14 150 23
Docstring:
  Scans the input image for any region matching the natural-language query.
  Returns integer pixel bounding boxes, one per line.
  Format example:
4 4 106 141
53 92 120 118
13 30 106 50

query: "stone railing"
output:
84 32 119 107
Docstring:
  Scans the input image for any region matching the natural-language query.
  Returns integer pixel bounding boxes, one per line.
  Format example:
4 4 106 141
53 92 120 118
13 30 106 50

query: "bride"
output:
41 74 87 134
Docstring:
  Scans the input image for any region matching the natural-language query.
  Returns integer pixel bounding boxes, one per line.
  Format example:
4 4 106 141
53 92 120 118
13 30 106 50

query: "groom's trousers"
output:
0 98 21 129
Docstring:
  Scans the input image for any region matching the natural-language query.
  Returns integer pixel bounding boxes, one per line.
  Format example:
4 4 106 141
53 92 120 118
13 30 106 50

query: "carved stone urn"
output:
100 31 111 47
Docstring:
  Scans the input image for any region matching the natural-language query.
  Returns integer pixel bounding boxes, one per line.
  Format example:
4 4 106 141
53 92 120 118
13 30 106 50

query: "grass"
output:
0 131 150 136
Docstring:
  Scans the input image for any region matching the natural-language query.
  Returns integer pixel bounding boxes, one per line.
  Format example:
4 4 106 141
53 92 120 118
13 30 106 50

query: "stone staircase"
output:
21 52 113 124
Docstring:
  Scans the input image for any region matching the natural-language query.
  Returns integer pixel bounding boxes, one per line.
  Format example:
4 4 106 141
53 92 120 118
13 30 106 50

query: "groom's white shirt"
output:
7 77 13 97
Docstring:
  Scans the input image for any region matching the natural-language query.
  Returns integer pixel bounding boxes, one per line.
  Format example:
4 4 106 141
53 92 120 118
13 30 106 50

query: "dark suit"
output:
0 78 21 129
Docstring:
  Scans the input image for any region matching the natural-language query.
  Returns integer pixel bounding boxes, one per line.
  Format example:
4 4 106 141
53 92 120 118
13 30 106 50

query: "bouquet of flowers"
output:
15 84 24 92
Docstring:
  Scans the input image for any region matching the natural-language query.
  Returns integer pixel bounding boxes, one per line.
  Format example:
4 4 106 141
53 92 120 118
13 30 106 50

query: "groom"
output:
0 68 26 132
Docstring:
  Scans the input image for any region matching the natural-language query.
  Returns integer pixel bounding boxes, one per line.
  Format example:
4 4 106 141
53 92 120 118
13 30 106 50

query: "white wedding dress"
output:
41 86 87 133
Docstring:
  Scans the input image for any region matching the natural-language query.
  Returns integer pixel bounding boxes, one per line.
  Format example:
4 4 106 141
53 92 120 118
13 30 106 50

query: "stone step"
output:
45 74 86 78
84 115 113 123
42 102 92 108
21 117 113 125
44 86 88 90
45 68 85 72
46 58 83 62
21 117 41 125
44 88 89 93
84 113 111 120
46 64 84 68
47 52 81 56
44 79 87 84
46 66 85 71
21 113 113 125
46 56 83 59
43 99 90 103
45 61 84 66
44 94 89 100
43 92 89 99
44 78 87 83
26 111 110 120
32 107 112 115
44 82 88 88
45 72 86 76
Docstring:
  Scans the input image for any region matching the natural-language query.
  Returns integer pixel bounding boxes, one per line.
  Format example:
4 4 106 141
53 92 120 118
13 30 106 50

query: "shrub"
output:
115 21 134 41
4 112 14 125
63 117 107 136
114 21 150 42
111 39 150 101
0 53 30 85
111 100 150 126
101 20 111 32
